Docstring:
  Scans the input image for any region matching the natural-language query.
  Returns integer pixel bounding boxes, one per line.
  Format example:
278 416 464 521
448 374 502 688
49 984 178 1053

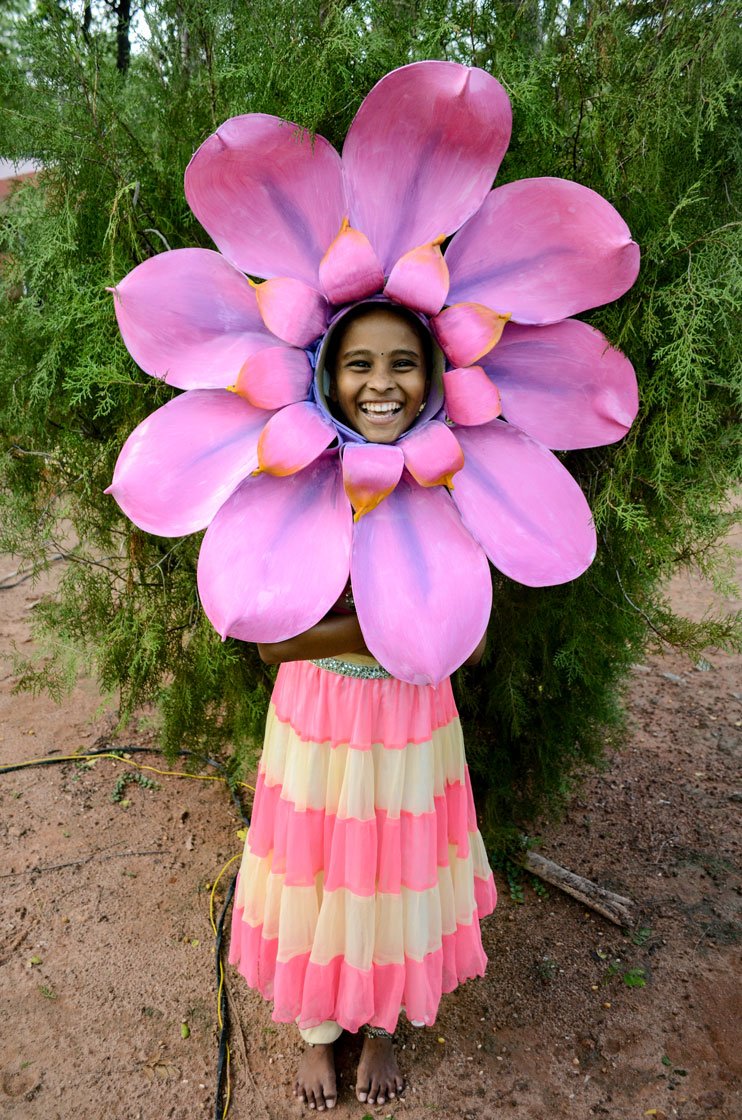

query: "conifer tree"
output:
1 0 739 850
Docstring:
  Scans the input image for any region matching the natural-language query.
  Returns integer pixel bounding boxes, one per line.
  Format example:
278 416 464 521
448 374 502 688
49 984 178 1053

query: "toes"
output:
356 1084 369 1103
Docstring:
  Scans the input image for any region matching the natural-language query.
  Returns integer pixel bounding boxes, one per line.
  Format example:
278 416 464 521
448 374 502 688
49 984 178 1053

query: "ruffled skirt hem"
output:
229 871 496 1034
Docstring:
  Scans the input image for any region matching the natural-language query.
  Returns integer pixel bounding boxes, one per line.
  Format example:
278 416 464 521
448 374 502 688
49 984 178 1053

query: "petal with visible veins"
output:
451 421 597 586
446 178 640 324
111 248 280 389
481 319 638 450
198 451 351 642
185 115 345 285
106 390 272 536
344 61 511 272
352 472 491 684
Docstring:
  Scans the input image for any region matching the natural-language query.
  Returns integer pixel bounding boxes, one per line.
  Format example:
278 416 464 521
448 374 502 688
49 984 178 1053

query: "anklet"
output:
362 1025 394 1040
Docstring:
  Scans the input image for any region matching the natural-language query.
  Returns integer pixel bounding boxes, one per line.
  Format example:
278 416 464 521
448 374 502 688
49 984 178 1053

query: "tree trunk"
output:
116 0 131 73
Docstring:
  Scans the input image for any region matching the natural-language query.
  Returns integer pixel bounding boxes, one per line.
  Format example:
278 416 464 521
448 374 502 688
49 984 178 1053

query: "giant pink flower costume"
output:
108 61 639 685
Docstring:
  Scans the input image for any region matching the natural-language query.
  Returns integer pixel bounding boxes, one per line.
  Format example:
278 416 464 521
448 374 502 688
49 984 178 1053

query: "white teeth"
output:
360 402 402 414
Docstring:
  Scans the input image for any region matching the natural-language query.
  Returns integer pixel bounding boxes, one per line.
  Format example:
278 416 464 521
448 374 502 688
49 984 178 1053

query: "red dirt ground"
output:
1 535 739 1120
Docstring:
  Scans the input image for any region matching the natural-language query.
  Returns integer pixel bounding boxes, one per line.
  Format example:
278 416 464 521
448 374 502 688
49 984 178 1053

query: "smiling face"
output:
330 307 429 444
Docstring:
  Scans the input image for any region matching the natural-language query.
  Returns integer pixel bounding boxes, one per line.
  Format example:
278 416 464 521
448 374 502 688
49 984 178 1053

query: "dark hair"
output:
324 302 434 381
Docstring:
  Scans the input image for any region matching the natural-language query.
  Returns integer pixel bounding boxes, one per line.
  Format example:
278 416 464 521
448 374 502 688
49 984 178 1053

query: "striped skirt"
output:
228 656 497 1035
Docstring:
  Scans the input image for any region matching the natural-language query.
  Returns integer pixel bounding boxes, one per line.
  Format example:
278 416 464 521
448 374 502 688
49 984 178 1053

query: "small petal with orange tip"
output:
384 236 450 315
401 421 464 489
443 365 502 426
232 347 313 410
431 302 510 366
319 218 385 305
256 402 336 477
252 276 328 347
342 443 404 520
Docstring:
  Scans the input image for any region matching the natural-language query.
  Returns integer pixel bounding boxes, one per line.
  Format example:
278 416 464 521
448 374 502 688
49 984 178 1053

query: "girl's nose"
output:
366 361 395 390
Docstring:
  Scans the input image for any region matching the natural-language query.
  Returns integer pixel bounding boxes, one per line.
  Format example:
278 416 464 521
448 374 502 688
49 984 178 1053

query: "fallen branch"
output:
519 850 636 927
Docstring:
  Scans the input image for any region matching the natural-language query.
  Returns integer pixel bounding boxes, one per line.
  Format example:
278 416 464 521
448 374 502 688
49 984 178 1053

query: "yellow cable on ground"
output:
211 854 243 1120
4 750 255 792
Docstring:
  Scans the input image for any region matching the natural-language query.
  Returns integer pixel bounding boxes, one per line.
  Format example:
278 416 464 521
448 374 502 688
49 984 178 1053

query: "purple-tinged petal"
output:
481 320 638 450
443 366 501 426
431 302 510 367
110 248 280 389
198 451 351 642
185 115 346 286
352 472 491 685
252 277 328 347
257 401 337 476
401 421 464 488
105 390 272 536
342 443 404 520
446 178 641 324
343 61 512 273
318 218 385 305
451 421 596 586
232 347 313 410
384 237 450 315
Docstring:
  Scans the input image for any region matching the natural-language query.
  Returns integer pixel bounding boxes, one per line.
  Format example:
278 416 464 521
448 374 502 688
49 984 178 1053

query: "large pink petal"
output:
352 473 491 685
481 320 638 450
384 238 449 315
252 277 328 347
198 452 352 642
343 62 512 273
185 115 346 286
342 443 404 520
233 347 313 410
110 249 279 389
443 366 502 426
318 219 385 305
431 302 510 366
446 178 640 324
257 402 337 476
105 390 272 536
451 421 596 586
400 421 464 488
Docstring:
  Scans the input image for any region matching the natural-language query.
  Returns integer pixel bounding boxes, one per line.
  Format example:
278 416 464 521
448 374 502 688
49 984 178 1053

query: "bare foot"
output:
355 1034 405 1106
293 1042 337 1111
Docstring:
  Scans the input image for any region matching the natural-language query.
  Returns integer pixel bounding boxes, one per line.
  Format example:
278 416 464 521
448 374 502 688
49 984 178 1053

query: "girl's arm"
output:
463 629 487 666
257 612 368 665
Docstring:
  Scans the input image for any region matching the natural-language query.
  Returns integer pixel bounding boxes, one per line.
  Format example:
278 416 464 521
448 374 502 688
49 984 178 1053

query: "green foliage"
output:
111 769 159 802
1 0 740 851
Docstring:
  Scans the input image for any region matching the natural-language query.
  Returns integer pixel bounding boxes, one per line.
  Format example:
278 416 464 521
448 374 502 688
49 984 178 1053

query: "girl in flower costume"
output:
107 62 639 1110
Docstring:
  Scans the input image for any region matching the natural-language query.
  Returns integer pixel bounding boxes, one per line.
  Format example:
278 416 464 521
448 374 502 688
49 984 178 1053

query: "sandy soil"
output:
1 537 739 1120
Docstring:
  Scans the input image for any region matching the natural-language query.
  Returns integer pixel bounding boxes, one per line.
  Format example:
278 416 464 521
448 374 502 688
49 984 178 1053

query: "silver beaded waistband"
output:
310 656 391 680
